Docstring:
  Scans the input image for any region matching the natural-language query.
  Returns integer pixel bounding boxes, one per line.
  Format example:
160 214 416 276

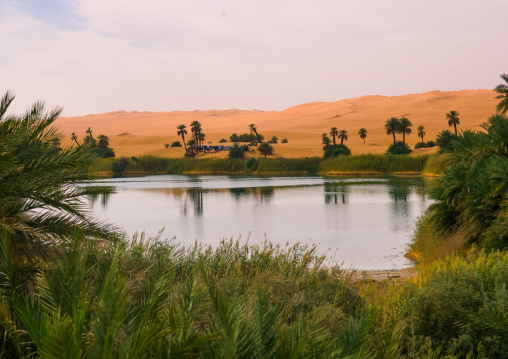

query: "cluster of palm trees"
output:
322 128 369 148
176 121 205 155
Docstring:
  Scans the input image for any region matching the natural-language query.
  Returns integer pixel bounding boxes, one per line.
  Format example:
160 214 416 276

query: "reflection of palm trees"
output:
186 187 204 215
229 186 274 203
230 187 248 200
387 177 412 202
87 186 115 209
324 183 350 204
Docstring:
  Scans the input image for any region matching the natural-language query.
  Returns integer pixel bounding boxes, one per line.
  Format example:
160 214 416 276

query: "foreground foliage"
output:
426 114 508 250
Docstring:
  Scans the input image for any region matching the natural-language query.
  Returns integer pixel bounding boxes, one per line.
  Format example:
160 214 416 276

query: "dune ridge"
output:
55 89 498 158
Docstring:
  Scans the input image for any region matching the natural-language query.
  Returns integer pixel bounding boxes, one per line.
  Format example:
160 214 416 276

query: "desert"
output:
55 89 498 158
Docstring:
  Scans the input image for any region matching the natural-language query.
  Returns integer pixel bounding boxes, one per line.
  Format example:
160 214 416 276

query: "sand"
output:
54 89 499 158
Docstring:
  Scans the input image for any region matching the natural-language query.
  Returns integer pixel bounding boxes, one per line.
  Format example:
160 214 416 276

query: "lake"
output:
86 175 434 270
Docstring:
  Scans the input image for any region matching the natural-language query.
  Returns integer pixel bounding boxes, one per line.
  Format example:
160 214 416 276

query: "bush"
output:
94 146 116 158
219 138 227 143
281 138 288 143
164 143 169 148
170 141 182 147
258 142 274 158
269 136 278 144
228 143 245 159
426 140 436 147
386 141 412 155
323 145 351 158
245 157 257 169
111 157 129 173
414 142 427 149
435 130 456 153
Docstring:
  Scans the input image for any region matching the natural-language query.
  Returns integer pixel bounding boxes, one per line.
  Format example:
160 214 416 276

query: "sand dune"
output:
55 89 499 158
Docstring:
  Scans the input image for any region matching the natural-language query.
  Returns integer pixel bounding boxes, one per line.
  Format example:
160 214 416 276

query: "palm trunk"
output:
340 137 344 146
333 136 336 146
403 131 406 145
363 138 365 144
392 132 396 145
73 139 80 147
181 134 187 152
454 123 457 136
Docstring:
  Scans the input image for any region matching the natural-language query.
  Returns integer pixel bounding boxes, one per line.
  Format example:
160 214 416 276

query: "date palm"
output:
71 132 80 146
0 91 117 262
446 110 460 136
86 126 94 139
358 128 367 144
338 129 348 146
249 123 262 143
177 124 188 152
385 117 400 145
97 134 109 148
190 121 202 151
417 126 425 143
330 127 338 146
494 73 508 114
399 117 412 145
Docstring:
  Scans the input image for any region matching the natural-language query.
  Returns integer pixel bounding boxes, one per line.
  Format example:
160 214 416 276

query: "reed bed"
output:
319 154 430 174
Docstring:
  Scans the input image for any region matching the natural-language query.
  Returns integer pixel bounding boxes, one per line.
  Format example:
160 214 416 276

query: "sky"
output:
1 0 507 116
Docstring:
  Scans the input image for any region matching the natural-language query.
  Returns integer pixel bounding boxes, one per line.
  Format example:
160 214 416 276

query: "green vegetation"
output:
358 128 367 144
495 73 508 114
435 129 457 153
386 141 412 155
228 143 246 159
257 142 274 158
281 138 288 143
2 90 508 358
170 140 182 147
321 154 429 173
445 110 461 136
323 145 352 158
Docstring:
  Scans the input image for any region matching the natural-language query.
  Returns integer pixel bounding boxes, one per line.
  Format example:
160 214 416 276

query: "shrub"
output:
426 140 436 147
94 146 115 158
435 130 456 153
111 157 129 173
386 141 412 155
170 141 182 147
323 145 351 158
257 142 274 158
414 142 427 149
281 138 288 143
269 136 278 144
228 143 245 159
164 143 170 148
219 138 227 143
245 157 257 169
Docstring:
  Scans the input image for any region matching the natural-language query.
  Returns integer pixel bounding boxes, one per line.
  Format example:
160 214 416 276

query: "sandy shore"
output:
55 89 497 158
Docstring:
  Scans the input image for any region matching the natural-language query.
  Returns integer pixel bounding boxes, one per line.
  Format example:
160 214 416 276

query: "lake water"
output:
86 175 434 270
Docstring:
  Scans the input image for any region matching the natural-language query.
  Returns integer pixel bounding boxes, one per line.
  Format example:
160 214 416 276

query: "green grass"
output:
2 230 507 358
422 154 451 175
319 154 430 174
98 154 435 176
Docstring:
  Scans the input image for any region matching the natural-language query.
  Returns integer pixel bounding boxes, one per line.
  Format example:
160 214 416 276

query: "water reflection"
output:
324 182 350 204
85 175 436 270
87 186 115 209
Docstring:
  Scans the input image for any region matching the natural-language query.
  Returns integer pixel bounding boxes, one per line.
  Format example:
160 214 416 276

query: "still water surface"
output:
87 175 434 270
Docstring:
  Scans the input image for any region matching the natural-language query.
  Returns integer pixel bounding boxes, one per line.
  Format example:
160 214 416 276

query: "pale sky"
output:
1 0 507 116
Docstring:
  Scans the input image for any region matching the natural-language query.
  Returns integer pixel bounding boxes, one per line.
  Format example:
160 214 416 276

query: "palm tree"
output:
71 132 80 146
249 123 262 143
446 110 460 136
190 121 202 151
330 127 338 146
399 117 412 145
177 124 187 152
0 90 117 262
97 134 109 148
86 126 94 139
358 128 367 144
338 129 348 146
494 73 508 114
385 117 400 145
198 133 206 150
417 126 425 143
